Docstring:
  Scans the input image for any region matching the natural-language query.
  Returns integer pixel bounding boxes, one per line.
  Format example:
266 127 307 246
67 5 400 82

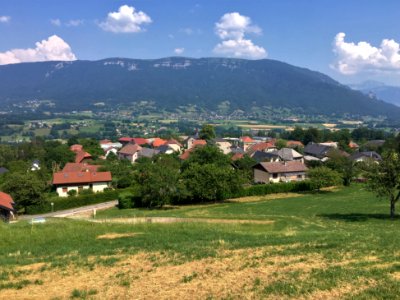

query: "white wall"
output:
56 182 110 197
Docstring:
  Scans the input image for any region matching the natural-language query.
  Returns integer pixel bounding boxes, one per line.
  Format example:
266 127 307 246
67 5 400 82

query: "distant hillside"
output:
350 81 400 107
0 57 399 118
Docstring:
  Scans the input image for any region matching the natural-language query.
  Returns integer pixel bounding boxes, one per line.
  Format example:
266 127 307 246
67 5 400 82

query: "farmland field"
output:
1 185 400 299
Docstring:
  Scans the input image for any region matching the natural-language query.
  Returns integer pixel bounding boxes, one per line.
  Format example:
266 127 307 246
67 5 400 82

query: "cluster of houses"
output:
50 135 385 194
0 134 385 209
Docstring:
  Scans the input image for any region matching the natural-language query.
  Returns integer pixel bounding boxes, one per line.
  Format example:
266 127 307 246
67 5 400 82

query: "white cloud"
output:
333 32 400 74
213 12 266 59
0 35 77 65
180 27 193 35
174 48 185 55
50 19 61 26
99 5 152 33
66 19 83 27
0 16 11 23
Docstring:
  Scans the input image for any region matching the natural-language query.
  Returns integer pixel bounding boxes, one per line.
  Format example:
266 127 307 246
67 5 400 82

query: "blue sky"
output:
1 0 400 85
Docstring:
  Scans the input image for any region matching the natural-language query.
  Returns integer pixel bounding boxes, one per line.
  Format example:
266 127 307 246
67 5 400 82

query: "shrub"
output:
25 189 125 214
118 192 134 209
67 190 77 197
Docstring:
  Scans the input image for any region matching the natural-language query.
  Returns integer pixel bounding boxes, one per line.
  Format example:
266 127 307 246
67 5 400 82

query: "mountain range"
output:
350 80 400 107
0 57 399 119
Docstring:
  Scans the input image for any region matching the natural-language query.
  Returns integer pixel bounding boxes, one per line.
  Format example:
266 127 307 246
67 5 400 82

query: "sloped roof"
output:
276 148 303 161
139 147 160 158
0 192 14 211
287 140 304 147
166 139 182 147
256 161 308 173
118 144 142 155
241 136 254 143
247 142 275 154
252 151 279 162
350 151 382 161
152 138 167 148
53 171 112 185
304 143 332 158
192 139 207 147
62 163 99 172
75 150 92 163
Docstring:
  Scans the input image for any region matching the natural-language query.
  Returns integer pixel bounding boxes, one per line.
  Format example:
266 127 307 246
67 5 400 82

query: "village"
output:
0 124 387 222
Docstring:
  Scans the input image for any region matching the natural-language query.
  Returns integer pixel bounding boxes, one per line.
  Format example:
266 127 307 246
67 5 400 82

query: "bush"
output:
227 180 314 198
25 189 125 214
67 190 77 197
118 192 134 209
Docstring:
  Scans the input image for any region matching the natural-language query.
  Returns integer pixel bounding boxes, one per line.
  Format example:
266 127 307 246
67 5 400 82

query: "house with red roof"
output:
287 141 304 148
74 150 92 163
240 136 256 151
0 192 15 221
52 171 112 197
118 137 149 146
152 138 167 148
62 163 99 173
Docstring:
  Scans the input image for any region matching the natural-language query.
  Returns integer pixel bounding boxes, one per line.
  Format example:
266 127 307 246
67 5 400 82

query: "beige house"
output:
214 138 232 154
53 171 112 197
118 144 142 163
253 161 308 184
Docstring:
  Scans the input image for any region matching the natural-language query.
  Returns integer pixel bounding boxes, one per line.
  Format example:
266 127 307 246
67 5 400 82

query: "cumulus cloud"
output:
174 48 185 55
333 32 400 74
213 12 266 59
99 5 152 33
0 16 11 23
0 35 77 65
50 18 61 26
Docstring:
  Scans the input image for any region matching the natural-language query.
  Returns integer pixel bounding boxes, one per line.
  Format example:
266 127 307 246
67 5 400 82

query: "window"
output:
297 175 303 179
62 187 68 193
272 173 278 179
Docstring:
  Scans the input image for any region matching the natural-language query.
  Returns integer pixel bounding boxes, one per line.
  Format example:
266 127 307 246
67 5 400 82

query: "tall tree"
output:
366 151 400 219
199 124 216 140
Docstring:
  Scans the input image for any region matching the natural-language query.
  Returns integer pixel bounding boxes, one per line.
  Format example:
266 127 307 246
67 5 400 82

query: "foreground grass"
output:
1 185 400 299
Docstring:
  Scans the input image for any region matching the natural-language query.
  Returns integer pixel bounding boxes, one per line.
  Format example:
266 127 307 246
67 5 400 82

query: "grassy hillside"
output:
1 185 400 298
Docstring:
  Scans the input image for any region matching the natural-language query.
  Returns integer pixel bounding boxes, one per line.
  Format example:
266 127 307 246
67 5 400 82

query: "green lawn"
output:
1 185 400 299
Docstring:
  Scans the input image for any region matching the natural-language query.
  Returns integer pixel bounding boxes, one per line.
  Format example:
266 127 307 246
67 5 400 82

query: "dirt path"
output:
77 216 274 225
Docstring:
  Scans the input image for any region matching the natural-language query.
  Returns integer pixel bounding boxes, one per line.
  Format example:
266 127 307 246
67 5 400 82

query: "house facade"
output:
0 191 15 221
118 144 142 163
53 171 112 197
253 161 308 184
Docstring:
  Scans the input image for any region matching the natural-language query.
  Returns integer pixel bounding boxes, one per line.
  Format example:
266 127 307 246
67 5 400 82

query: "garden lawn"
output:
1 184 400 299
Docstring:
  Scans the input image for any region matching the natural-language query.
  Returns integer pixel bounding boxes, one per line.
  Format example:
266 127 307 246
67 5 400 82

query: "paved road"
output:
19 200 118 220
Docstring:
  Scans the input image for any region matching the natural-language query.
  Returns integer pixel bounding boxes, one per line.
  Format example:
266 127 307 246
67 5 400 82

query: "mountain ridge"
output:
0 57 399 118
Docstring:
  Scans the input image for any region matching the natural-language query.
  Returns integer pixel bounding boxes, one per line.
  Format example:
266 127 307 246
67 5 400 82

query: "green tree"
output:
182 163 243 202
275 139 287 149
325 151 356 186
2 172 47 211
182 145 230 170
232 155 257 183
134 155 181 207
307 166 342 191
199 124 216 140
366 151 400 219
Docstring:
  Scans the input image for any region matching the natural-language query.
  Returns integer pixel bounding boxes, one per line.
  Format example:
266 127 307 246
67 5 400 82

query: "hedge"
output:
225 180 314 199
25 189 125 215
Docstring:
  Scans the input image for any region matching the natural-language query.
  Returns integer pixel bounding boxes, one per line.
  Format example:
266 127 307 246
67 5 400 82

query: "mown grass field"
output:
1 185 400 299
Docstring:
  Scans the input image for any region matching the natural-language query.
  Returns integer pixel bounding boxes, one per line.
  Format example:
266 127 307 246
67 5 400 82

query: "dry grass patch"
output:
96 232 143 240
227 193 303 203
0 247 333 299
